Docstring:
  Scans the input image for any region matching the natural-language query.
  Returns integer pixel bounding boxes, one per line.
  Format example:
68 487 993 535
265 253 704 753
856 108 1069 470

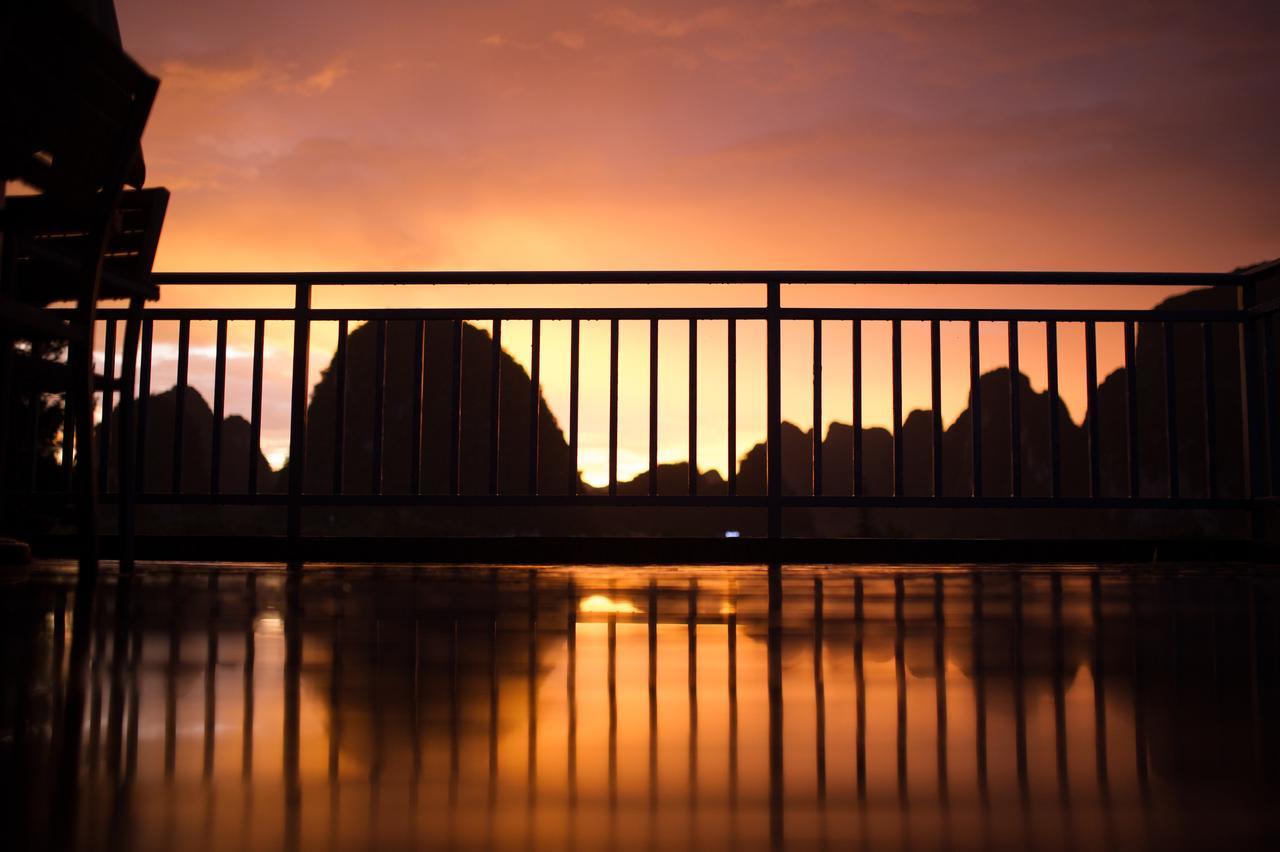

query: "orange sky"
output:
96 1 1280 481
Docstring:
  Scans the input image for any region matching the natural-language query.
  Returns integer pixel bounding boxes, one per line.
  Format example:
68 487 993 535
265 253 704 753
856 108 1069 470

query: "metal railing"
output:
26 269 1280 544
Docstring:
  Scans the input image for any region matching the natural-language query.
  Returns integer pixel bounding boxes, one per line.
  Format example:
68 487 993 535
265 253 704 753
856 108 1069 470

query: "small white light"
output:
724 530 740 538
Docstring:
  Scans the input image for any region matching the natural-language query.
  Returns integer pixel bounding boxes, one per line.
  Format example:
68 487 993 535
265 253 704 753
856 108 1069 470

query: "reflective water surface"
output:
2 563 1279 851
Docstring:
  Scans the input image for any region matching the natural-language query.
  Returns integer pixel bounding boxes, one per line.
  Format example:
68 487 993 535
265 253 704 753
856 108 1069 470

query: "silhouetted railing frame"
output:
29 269 1280 547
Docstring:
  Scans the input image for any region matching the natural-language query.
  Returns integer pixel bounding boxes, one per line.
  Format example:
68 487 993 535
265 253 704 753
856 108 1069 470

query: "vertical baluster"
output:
689 319 698 495
1237 284 1265 503
171 318 189 494
892 319 903 497
567 319 578 496
63 377 76 492
0 322 13 491
286 283 311 547
970 320 983 498
371 319 386 495
649 319 659 496
211 319 227 495
1261 314 1278 495
930 319 942 497
1164 321 1179 498
27 369 40 491
99 319 116 494
1085 321 1099 498
451 319 463 497
727 319 737 497
248 319 264 496
409 320 424 495
528 319 541 495
852 319 863 497
490 319 503 496
813 319 822 497
1124 321 1140 497
767 283 782 538
1008 321 1021 497
609 318 619 496
135 319 153 483
1047 321 1061 498
117 302 143 568
333 319 348 495
1202 322 1217 498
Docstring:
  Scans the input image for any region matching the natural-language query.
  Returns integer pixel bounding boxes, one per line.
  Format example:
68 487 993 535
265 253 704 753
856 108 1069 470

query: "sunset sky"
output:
102 0 1279 481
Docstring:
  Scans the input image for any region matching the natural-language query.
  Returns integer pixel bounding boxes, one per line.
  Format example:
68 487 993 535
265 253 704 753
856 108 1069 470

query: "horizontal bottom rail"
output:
8 492 1262 510
28 534 1279 565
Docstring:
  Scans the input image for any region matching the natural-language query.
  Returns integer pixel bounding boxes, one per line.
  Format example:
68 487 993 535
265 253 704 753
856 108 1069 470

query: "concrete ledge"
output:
29 534 1279 566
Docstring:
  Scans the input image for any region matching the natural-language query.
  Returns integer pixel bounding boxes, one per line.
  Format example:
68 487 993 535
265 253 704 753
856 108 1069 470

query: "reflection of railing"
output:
31 269 1280 548
17 567 1277 850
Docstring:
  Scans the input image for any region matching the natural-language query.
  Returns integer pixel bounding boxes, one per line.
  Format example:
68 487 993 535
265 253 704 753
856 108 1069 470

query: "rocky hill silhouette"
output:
302 320 575 497
99 386 277 495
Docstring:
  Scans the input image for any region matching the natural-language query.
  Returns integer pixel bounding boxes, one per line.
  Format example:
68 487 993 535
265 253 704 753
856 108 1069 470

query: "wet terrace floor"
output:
2 562 1279 851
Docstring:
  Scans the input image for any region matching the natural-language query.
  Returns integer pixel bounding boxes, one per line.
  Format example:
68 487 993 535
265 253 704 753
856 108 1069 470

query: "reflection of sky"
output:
21 565 1278 851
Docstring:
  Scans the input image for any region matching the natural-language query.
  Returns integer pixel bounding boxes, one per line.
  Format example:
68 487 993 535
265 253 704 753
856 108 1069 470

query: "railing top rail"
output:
150 269 1252 287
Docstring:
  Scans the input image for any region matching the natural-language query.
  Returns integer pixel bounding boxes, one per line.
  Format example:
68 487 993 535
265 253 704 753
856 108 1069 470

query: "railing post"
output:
767 281 782 540
287 281 311 558
1238 282 1269 543
117 299 143 571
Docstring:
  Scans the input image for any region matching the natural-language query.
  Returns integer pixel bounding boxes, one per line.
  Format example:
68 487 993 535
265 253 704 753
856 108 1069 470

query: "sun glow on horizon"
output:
578 594 641 614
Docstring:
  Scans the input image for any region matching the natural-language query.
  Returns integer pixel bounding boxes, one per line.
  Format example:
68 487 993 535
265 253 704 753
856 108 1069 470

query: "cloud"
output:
296 57 349 94
158 54 349 97
876 0 980 15
595 6 734 38
550 30 585 49
159 58 265 94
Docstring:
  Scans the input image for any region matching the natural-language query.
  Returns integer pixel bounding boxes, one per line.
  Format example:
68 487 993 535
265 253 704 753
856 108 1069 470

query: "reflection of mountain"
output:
299 572 568 770
96 270 1277 537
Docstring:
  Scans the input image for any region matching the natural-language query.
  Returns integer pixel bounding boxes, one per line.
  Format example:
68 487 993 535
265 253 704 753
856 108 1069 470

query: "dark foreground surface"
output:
2 562 1279 851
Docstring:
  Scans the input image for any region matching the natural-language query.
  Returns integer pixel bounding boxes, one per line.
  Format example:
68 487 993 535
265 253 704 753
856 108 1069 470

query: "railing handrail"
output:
150 269 1253 286
80 306 1253 322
